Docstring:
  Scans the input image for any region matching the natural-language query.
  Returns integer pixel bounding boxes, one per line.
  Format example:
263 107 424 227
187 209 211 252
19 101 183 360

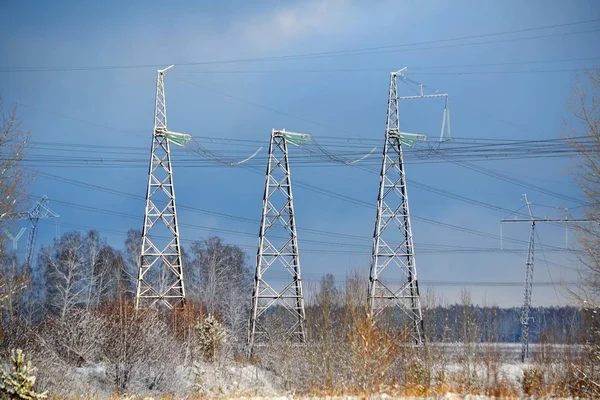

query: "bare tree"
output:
123 229 142 295
219 282 248 344
84 230 103 308
189 237 250 316
0 98 32 314
305 273 340 389
0 252 28 314
0 252 29 339
0 97 31 255
40 232 88 318
82 231 125 307
568 69 600 397
569 69 600 302
192 237 228 312
102 248 128 300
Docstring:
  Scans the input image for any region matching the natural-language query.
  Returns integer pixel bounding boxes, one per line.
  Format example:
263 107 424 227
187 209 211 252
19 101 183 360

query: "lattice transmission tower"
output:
248 129 309 352
369 69 431 344
136 65 189 309
4 195 59 269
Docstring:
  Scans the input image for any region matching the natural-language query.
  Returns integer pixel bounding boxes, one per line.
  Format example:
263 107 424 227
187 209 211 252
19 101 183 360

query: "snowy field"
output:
47 343 583 399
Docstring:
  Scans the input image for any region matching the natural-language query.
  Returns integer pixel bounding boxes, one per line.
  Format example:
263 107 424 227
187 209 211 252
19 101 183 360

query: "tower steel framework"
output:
369 69 425 344
136 65 186 309
248 129 307 352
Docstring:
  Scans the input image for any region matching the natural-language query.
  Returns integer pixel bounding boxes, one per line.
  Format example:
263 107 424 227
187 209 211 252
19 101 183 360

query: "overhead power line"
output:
33 202 580 267
33 170 582 269
173 56 600 75
18 135 595 169
2 18 599 72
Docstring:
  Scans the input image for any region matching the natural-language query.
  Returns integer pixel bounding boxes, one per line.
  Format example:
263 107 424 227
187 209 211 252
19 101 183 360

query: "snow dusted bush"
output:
194 314 227 362
0 349 47 400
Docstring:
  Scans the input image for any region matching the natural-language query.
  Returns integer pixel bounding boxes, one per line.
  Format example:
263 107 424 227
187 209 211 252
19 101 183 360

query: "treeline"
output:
0 229 583 344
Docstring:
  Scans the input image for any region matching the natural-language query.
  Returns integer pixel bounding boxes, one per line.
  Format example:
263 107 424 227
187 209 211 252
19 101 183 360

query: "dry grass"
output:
3 278 598 399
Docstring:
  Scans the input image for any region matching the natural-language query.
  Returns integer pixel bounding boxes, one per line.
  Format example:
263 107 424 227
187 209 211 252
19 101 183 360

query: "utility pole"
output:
501 195 594 361
4 195 59 269
369 68 437 345
247 129 309 353
137 65 190 310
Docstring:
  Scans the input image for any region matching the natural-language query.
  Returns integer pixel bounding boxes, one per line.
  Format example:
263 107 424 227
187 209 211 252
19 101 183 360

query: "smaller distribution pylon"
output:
4 195 59 269
248 129 309 352
501 196 596 361
520 195 535 362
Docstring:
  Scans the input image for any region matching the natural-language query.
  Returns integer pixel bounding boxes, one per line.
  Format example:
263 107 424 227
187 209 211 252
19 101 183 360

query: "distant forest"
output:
422 305 581 343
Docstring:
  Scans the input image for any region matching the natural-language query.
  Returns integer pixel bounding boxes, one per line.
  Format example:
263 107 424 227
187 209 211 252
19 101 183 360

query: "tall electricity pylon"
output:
4 195 59 269
369 69 424 345
136 65 186 310
248 129 308 352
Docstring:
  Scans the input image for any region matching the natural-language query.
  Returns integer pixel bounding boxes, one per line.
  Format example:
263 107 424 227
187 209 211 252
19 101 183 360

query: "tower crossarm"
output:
3 196 59 221
398 93 448 100
393 67 451 142
2 212 33 221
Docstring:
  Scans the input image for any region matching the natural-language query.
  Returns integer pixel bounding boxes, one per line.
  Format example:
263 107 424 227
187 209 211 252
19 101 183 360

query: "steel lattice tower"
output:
248 129 307 351
136 65 186 309
520 195 535 362
369 70 424 344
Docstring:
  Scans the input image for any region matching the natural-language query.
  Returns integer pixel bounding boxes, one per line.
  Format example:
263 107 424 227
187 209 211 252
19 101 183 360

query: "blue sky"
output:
1 0 599 306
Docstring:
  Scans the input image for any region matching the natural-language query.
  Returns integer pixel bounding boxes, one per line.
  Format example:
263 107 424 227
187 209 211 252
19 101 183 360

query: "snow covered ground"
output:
18 342 588 398
57 359 571 399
